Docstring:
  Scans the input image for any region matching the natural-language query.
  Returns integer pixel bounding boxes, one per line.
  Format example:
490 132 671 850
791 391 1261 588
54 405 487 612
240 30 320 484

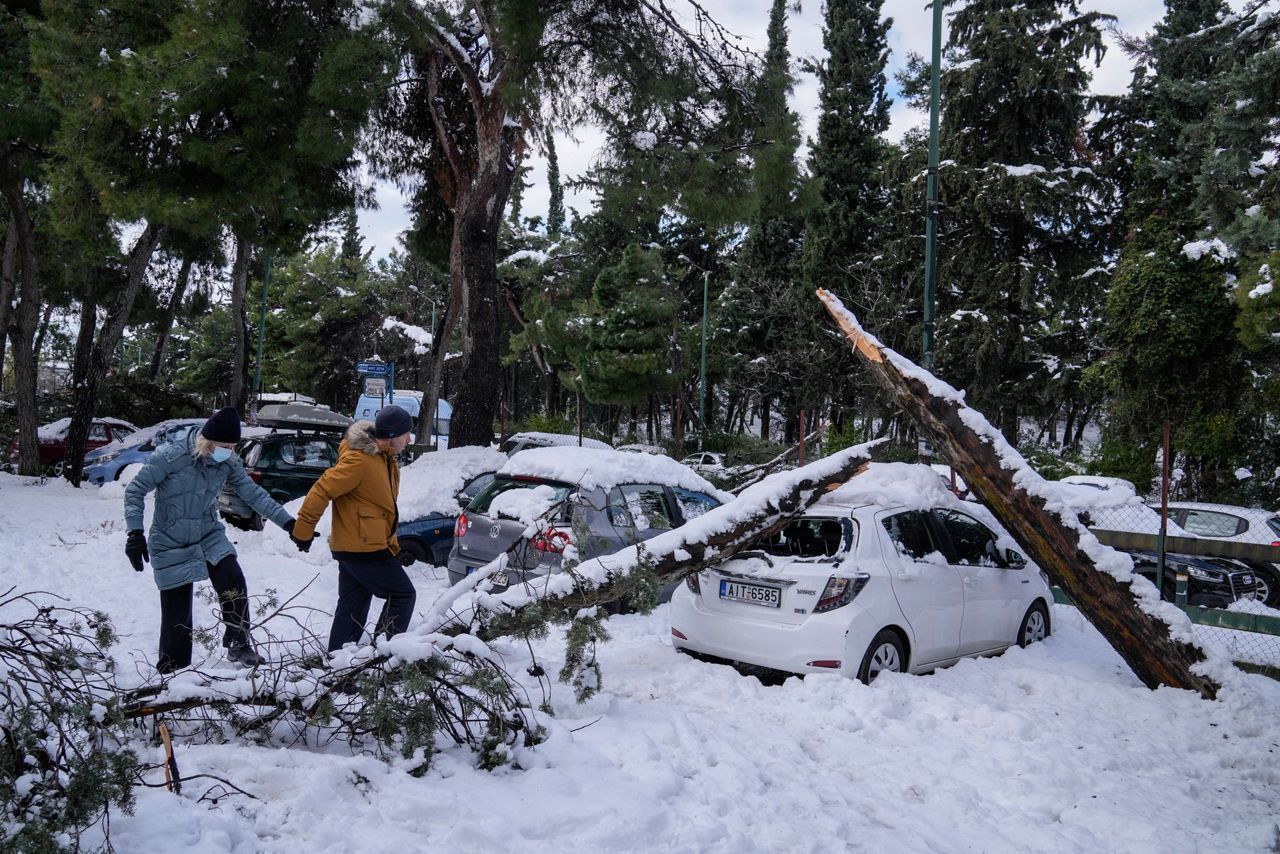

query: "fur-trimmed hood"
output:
345 420 379 455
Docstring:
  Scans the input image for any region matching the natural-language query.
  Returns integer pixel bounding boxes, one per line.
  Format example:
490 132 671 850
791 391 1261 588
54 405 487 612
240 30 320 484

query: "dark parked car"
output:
216 404 351 529
8 417 138 476
1126 549 1258 608
396 472 496 567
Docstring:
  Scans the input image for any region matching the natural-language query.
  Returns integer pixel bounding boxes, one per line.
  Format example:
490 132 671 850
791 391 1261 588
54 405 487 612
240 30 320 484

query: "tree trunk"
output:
0 172 43 477
228 236 251 414
759 394 770 440
421 280 460 447
0 212 16 389
69 269 100 402
63 223 163 485
817 289 1221 700
148 256 193 380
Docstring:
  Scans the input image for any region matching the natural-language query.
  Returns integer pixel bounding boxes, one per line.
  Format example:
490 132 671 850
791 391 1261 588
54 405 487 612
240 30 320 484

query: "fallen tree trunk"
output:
816 289 1222 700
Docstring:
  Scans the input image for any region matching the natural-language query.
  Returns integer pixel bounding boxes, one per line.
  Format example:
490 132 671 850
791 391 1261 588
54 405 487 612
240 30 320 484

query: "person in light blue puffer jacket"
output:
124 407 306 673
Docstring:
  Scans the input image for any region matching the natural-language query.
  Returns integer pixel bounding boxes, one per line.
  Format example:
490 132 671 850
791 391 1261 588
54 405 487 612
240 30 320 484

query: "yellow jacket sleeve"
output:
294 452 364 539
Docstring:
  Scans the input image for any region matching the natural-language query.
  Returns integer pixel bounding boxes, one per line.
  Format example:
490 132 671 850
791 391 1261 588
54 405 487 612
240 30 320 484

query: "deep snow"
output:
2 472 1279 853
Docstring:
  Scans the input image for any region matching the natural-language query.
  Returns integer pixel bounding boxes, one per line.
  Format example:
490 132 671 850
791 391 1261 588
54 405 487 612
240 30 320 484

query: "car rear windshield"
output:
468 477 573 521
758 517 849 558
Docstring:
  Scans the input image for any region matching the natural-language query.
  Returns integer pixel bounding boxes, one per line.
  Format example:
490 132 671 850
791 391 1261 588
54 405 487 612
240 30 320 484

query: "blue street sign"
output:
357 361 389 377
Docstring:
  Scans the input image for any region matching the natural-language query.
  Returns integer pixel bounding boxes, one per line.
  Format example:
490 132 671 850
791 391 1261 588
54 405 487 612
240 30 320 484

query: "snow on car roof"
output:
504 431 612 451
1050 478 1192 536
498 446 731 500
106 418 205 450
820 462 968 513
36 416 137 440
399 445 509 520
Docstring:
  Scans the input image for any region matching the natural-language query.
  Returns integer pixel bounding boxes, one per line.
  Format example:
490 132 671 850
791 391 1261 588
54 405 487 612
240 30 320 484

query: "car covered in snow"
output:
670 463 1054 684
497 431 612 455
7 416 138 476
393 446 509 567
82 418 206 484
446 447 730 596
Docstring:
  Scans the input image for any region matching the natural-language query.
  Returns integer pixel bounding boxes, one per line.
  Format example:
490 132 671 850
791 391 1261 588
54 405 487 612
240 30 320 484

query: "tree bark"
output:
817 288 1221 700
228 236 251 414
148 256 193 381
69 269 100 404
0 212 16 390
63 223 163 485
0 170 43 476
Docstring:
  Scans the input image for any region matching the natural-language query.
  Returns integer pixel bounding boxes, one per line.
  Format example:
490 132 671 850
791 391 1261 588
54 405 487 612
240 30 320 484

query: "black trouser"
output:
157 554 251 673
328 553 417 652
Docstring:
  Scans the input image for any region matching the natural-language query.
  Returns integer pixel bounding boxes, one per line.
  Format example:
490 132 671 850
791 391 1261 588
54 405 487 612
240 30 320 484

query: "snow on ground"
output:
2 474 1280 852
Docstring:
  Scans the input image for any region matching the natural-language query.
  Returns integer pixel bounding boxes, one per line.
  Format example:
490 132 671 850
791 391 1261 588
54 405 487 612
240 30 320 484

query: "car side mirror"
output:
1004 548 1027 569
458 496 472 510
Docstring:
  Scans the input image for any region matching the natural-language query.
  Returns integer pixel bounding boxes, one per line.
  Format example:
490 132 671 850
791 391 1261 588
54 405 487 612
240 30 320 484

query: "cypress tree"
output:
546 135 565 238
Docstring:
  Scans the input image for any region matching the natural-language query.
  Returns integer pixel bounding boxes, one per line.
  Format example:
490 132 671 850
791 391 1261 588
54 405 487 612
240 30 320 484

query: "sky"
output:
355 0 1169 258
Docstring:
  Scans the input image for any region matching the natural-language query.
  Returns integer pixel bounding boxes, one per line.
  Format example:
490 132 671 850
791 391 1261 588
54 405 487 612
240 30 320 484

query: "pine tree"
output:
925 0 1110 442
1098 0 1256 496
576 244 682 406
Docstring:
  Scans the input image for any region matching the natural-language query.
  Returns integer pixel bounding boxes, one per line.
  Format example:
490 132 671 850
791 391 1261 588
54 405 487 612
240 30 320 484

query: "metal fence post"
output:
1156 420 1170 594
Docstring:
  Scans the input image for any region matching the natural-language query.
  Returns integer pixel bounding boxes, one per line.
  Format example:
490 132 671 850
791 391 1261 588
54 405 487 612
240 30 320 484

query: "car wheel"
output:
857 629 905 684
249 512 265 532
1018 601 1050 648
51 459 66 478
399 539 429 567
1252 568 1279 609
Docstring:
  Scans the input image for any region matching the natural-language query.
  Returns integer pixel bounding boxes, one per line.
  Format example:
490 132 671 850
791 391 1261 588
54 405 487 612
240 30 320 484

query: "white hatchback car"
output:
670 466 1053 683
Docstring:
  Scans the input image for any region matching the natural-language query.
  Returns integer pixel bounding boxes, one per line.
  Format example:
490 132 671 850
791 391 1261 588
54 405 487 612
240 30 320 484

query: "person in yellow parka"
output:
291 405 416 651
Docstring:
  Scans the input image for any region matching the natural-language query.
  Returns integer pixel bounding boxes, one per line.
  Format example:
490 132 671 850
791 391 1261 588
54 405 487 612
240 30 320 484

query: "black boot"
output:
227 641 266 668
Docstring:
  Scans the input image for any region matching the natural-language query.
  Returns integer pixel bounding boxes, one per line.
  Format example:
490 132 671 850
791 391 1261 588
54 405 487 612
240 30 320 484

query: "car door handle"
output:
963 576 977 585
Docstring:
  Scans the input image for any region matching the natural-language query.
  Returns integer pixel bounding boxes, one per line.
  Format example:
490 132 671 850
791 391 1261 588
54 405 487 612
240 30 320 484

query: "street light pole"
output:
698 270 709 451
922 0 944 373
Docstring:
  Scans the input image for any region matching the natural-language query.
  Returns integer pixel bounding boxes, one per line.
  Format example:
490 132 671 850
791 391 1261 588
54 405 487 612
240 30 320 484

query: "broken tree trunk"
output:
816 289 1221 700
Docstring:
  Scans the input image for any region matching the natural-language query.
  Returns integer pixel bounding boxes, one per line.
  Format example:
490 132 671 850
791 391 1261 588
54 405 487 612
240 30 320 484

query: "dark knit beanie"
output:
374 404 413 439
201 407 241 443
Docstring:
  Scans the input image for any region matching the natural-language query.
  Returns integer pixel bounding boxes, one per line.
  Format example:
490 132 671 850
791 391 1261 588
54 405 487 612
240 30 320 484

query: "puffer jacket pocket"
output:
357 507 387 546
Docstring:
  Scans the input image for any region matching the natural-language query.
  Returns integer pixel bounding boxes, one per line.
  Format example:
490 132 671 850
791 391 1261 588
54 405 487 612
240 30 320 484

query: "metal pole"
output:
698 271 709 451
922 0 944 372
252 255 272 416
1156 420 1171 594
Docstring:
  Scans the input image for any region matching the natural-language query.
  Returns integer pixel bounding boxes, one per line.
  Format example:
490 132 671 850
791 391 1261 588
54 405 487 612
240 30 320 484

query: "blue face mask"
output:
210 447 233 463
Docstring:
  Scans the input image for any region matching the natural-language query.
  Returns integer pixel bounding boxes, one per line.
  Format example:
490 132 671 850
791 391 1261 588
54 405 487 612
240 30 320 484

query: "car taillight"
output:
813 573 870 613
248 469 263 483
685 572 701 594
455 514 469 538
530 528 572 553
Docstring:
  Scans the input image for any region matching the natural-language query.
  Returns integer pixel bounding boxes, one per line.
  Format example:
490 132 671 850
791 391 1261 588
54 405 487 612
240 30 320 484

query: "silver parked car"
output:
446 447 728 597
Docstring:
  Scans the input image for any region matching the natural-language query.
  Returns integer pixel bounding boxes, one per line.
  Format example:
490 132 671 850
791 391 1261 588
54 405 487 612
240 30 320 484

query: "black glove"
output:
284 519 317 553
126 530 149 572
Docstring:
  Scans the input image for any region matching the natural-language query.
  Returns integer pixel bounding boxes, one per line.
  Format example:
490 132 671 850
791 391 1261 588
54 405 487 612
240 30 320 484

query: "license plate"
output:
720 579 781 608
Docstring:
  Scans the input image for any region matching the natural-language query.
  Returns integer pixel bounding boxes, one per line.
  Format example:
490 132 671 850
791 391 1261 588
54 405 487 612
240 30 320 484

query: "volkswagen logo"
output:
489 524 501 539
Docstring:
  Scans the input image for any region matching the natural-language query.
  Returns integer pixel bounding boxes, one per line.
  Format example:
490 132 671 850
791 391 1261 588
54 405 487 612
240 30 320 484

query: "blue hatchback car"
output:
83 419 206 484
396 471 496 566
